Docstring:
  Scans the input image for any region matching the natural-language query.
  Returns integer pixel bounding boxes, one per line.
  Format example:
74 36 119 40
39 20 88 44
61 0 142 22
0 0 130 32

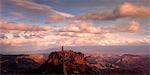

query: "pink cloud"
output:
73 2 150 20
59 21 105 34
0 21 51 31
116 2 150 18
12 0 74 22
127 20 142 32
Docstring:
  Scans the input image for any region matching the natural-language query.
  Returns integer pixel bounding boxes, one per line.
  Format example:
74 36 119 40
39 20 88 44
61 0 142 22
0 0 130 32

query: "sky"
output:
0 0 150 54
1 0 150 25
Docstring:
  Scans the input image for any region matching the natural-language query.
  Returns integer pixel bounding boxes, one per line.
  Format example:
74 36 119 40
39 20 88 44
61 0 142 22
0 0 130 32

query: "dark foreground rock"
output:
0 55 40 74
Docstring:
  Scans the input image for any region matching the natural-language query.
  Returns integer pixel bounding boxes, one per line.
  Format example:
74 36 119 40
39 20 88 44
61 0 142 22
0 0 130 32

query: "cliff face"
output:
0 55 40 74
48 51 86 65
32 50 98 74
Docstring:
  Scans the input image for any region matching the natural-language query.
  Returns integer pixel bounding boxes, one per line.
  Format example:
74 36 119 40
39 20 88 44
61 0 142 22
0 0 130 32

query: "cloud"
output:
58 20 143 34
111 20 143 33
1 1 149 53
73 11 116 20
1 31 149 47
127 20 142 32
0 21 149 53
116 2 150 18
11 0 74 21
73 2 150 20
9 1 150 21
46 14 65 22
106 20 145 33
60 20 145 34
0 21 51 31
59 21 105 34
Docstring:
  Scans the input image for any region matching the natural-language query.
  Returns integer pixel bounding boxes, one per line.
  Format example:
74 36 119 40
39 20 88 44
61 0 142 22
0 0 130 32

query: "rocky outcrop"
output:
31 50 99 74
